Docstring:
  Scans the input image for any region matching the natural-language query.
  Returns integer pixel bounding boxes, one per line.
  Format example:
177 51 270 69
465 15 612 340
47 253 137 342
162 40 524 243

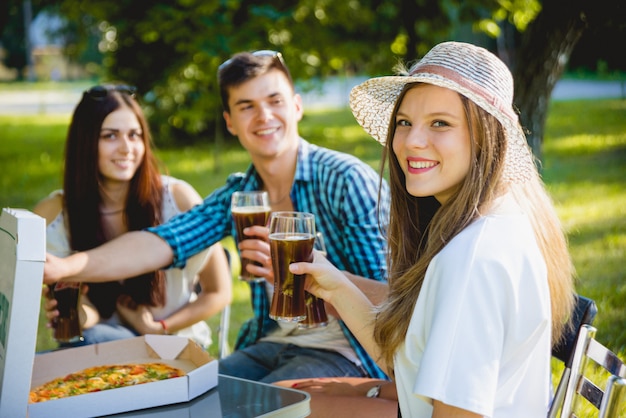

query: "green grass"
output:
542 100 626 353
539 100 626 416
1 99 625 413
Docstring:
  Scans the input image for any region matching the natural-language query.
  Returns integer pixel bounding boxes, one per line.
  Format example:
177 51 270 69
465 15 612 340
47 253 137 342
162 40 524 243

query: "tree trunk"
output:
512 0 588 163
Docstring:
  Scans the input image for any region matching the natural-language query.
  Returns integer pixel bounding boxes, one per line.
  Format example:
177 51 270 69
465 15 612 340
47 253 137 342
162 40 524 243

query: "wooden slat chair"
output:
558 324 626 417
548 294 598 417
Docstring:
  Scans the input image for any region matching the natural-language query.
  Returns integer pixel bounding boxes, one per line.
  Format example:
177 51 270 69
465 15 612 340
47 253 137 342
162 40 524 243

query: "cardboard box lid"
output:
0 208 46 418
0 209 218 418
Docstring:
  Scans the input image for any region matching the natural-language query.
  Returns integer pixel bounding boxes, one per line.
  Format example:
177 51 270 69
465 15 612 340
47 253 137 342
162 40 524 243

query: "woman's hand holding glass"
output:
299 232 329 328
268 212 316 322
42 283 92 335
288 251 350 307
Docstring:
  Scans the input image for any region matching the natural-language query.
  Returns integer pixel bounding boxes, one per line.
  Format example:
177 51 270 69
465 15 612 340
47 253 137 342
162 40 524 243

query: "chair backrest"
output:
552 295 598 366
217 248 232 359
218 303 231 359
559 325 626 418
196 247 232 359
548 294 598 418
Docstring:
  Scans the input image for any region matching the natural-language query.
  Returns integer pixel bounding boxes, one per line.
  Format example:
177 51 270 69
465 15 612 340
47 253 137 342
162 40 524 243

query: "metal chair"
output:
557 324 626 417
217 303 231 359
197 247 232 359
217 247 233 359
548 294 598 417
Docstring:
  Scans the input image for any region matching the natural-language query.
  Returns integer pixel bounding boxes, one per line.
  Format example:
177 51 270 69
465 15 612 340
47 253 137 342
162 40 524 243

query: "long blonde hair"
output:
373 88 575 373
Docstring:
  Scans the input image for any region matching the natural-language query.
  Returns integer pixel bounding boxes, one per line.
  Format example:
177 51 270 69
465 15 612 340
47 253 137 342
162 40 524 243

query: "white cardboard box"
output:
29 334 218 418
0 208 46 418
0 208 218 418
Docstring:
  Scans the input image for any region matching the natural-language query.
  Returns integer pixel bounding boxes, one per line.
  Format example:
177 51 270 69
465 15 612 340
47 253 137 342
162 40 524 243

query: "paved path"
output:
0 88 82 115
0 79 624 115
551 79 626 101
301 78 626 109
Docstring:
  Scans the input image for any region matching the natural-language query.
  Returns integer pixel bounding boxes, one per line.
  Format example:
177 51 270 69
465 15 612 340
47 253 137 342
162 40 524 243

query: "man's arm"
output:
43 231 174 284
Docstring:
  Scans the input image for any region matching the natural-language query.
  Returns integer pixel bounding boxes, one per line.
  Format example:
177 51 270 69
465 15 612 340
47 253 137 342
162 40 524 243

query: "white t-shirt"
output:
45 175 212 348
395 198 552 417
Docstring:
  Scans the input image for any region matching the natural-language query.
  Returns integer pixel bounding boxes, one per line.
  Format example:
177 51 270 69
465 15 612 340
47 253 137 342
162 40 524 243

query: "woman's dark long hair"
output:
63 87 165 318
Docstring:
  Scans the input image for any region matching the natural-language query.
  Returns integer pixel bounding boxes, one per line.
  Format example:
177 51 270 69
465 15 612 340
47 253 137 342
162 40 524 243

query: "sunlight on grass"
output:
553 184 625 227
545 100 626 139
545 134 625 156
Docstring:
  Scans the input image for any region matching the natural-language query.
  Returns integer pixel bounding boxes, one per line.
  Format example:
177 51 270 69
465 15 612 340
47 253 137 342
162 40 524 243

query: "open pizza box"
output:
0 208 218 418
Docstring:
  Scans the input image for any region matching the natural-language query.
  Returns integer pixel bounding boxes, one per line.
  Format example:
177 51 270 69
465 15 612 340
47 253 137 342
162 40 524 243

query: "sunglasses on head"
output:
218 50 286 72
84 85 137 100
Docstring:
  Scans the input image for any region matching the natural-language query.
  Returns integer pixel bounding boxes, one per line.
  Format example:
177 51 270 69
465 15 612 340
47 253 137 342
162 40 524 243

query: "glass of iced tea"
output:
49 281 84 343
299 231 329 329
268 211 315 323
231 191 271 282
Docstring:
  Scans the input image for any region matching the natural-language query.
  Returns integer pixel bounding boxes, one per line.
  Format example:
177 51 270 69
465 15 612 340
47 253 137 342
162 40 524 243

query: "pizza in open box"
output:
29 362 185 403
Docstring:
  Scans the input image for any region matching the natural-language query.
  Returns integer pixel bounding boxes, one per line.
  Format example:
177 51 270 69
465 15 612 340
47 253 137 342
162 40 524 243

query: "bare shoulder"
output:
170 178 203 212
33 192 63 225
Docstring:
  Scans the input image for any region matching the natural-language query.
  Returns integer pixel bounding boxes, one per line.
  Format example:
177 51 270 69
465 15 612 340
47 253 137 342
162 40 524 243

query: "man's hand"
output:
238 225 274 281
43 252 70 284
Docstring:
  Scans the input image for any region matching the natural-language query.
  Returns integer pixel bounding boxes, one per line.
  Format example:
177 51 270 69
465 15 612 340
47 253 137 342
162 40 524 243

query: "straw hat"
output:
349 41 535 183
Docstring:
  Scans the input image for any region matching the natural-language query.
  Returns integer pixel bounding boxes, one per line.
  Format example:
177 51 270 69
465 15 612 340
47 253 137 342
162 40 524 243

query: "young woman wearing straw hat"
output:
287 41 575 417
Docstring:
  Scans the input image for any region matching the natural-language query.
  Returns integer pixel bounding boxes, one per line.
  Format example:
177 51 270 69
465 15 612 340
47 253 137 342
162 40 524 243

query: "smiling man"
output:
43 50 390 383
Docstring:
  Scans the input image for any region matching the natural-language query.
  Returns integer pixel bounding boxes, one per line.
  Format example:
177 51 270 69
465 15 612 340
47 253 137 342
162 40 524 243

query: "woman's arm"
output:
342 271 389 304
274 378 398 418
162 180 233 330
33 192 62 225
116 179 233 334
116 243 232 334
322 271 388 319
157 243 232 333
432 400 483 418
279 377 397 401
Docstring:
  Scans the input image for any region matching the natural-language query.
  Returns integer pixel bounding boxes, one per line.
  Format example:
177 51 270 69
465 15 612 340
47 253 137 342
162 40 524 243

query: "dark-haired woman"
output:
34 84 232 349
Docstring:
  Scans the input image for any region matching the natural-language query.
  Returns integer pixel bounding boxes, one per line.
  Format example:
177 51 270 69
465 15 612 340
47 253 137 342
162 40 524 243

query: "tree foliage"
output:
1 0 37 79
3 0 624 154
512 0 588 160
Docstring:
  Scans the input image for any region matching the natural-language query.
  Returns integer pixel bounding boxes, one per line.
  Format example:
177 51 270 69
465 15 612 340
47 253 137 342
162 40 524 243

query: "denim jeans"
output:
59 323 139 348
218 341 367 383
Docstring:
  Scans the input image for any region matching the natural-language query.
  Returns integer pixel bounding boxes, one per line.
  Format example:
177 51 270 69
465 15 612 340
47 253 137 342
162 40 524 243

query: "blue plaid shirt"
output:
147 138 390 379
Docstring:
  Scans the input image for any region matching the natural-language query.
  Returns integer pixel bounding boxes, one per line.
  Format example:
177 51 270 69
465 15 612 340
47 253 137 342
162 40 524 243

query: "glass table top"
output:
105 374 310 417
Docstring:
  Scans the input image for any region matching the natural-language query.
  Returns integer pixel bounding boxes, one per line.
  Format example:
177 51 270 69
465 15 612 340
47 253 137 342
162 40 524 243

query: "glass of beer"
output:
268 211 315 323
231 191 271 282
49 281 84 343
299 231 329 329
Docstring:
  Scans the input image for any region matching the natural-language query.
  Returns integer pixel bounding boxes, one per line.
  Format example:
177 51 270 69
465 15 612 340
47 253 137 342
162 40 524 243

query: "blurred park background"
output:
1 1 625 400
